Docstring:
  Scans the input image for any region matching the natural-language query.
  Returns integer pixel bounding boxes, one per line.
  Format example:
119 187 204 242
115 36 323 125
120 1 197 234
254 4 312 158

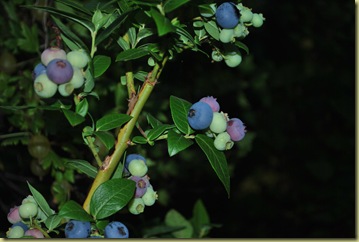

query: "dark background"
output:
0 0 355 238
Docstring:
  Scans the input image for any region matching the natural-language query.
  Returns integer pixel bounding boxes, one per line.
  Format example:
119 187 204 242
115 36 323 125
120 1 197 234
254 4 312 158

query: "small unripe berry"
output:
251 13 265 28
25 229 45 238
240 8 253 22
58 82 74 97
219 28 235 43
7 226 25 238
142 185 158 206
11 222 29 232
69 67 85 88
187 101 214 130
19 202 38 219
22 195 36 205
234 24 249 38
128 159 148 177
213 132 233 151
226 118 246 141
124 154 146 176
224 51 242 68
7 206 22 224
199 96 220 112
210 112 228 134
27 134 51 159
215 2 240 29
46 59 74 84
104 221 129 238
128 198 145 215
129 175 150 198
211 50 223 62
34 73 58 98
41 47 67 66
66 49 89 68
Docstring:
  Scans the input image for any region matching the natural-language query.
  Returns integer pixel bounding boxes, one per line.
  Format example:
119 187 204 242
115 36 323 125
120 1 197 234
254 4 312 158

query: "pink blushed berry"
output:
7 206 22 224
226 118 246 141
199 96 220 112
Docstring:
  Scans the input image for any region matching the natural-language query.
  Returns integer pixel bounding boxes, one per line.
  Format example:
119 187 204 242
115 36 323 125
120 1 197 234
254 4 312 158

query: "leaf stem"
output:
85 136 103 167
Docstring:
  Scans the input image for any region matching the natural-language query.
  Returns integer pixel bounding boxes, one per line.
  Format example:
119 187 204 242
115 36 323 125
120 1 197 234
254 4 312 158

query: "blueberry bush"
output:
0 0 265 238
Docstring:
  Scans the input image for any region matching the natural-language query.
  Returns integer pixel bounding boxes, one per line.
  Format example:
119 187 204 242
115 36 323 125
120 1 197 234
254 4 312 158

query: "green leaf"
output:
17 23 39 53
165 209 193 238
149 8 175 36
90 178 136 220
94 131 115 150
195 134 230 197
234 40 250 55
147 124 175 141
167 130 193 157
147 113 163 128
163 0 190 13
44 214 63 232
75 98 89 117
204 20 220 41
93 55 111 78
27 182 54 217
112 158 125 179
134 70 148 82
132 136 148 144
117 37 130 51
55 0 92 16
62 109 86 127
65 159 97 179
96 113 132 131
169 95 194 135
84 67 95 92
115 46 149 62
191 199 210 238
58 200 93 221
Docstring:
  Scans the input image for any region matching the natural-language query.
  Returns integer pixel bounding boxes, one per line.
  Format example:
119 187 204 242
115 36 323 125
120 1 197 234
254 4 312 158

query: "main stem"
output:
82 56 168 213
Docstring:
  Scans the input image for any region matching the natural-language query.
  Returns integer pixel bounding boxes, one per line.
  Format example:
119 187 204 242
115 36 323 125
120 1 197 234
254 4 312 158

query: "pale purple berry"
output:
226 118 246 141
41 47 67 66
7 206 22 224
46 59 74 84
25 228 45 238
128 175 150 198
199 96 220 112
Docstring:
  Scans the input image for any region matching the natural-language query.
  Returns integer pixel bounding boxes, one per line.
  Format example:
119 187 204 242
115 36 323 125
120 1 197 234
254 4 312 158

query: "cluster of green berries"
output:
124 154 158 215
33 47 89 98
64 220 129 238
6 195 52 238
187 96 246 151
199 2 265 68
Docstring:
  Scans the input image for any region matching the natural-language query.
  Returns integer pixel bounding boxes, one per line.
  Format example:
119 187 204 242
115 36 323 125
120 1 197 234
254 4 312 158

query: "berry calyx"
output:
187 101 214 130
104 221 129 238
215 2 240 29
128 198 145 215
64 220 91 238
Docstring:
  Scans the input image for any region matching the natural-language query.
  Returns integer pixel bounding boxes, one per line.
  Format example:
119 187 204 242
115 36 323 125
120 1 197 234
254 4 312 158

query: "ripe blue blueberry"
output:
104 221 129 238
215 2 240 29
65 220 91 238
33 63 46 80
187 101 214 130
46 58 74 84
11 222 29 232
226 118 246 141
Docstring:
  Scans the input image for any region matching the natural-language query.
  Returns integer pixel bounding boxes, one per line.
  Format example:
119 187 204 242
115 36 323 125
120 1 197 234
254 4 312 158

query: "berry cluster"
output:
187 96 246 151
200 2 265 68
124 154 158 215
6 195 51 238
33 47 89 98
64 220 129 238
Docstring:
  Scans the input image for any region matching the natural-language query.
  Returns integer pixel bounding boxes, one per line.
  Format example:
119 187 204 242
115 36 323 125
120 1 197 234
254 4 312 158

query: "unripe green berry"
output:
128 198 145 215
210 112 228 134
19 202 38 219
234 24 249 38
69 67 85 88
251 13 265 28
219 28 235 43
213 132 233 151
128 159 148 177
142 185 158 206
240 9 253 22
147 57 155 67
224 51 242 68
7 226 25 238
66 49 89 69
58 82 74 97
211 50 223 62
34 73 58 98
22 195 36 205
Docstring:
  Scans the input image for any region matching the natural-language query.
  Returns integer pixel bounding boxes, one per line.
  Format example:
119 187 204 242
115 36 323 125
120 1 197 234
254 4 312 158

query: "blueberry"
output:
141 185 158 206
251 13 265 28
65 220 91 238
199 96 220 112
33 63 46 80
33 73 58 98
104 221 129 238
226 118 246 141
209 112 228 134
19 202 38 219
128 159 148 177
7 206 22 224
24 228 44 238
128 175 150 198
46 58 74 84
41 47 67 66
6 225 25 238
66 49 89 69
187 101 214 130
124 154 146 176
213 132 233 151
215 2 239 29
11 222 29 232
128 198 145 215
